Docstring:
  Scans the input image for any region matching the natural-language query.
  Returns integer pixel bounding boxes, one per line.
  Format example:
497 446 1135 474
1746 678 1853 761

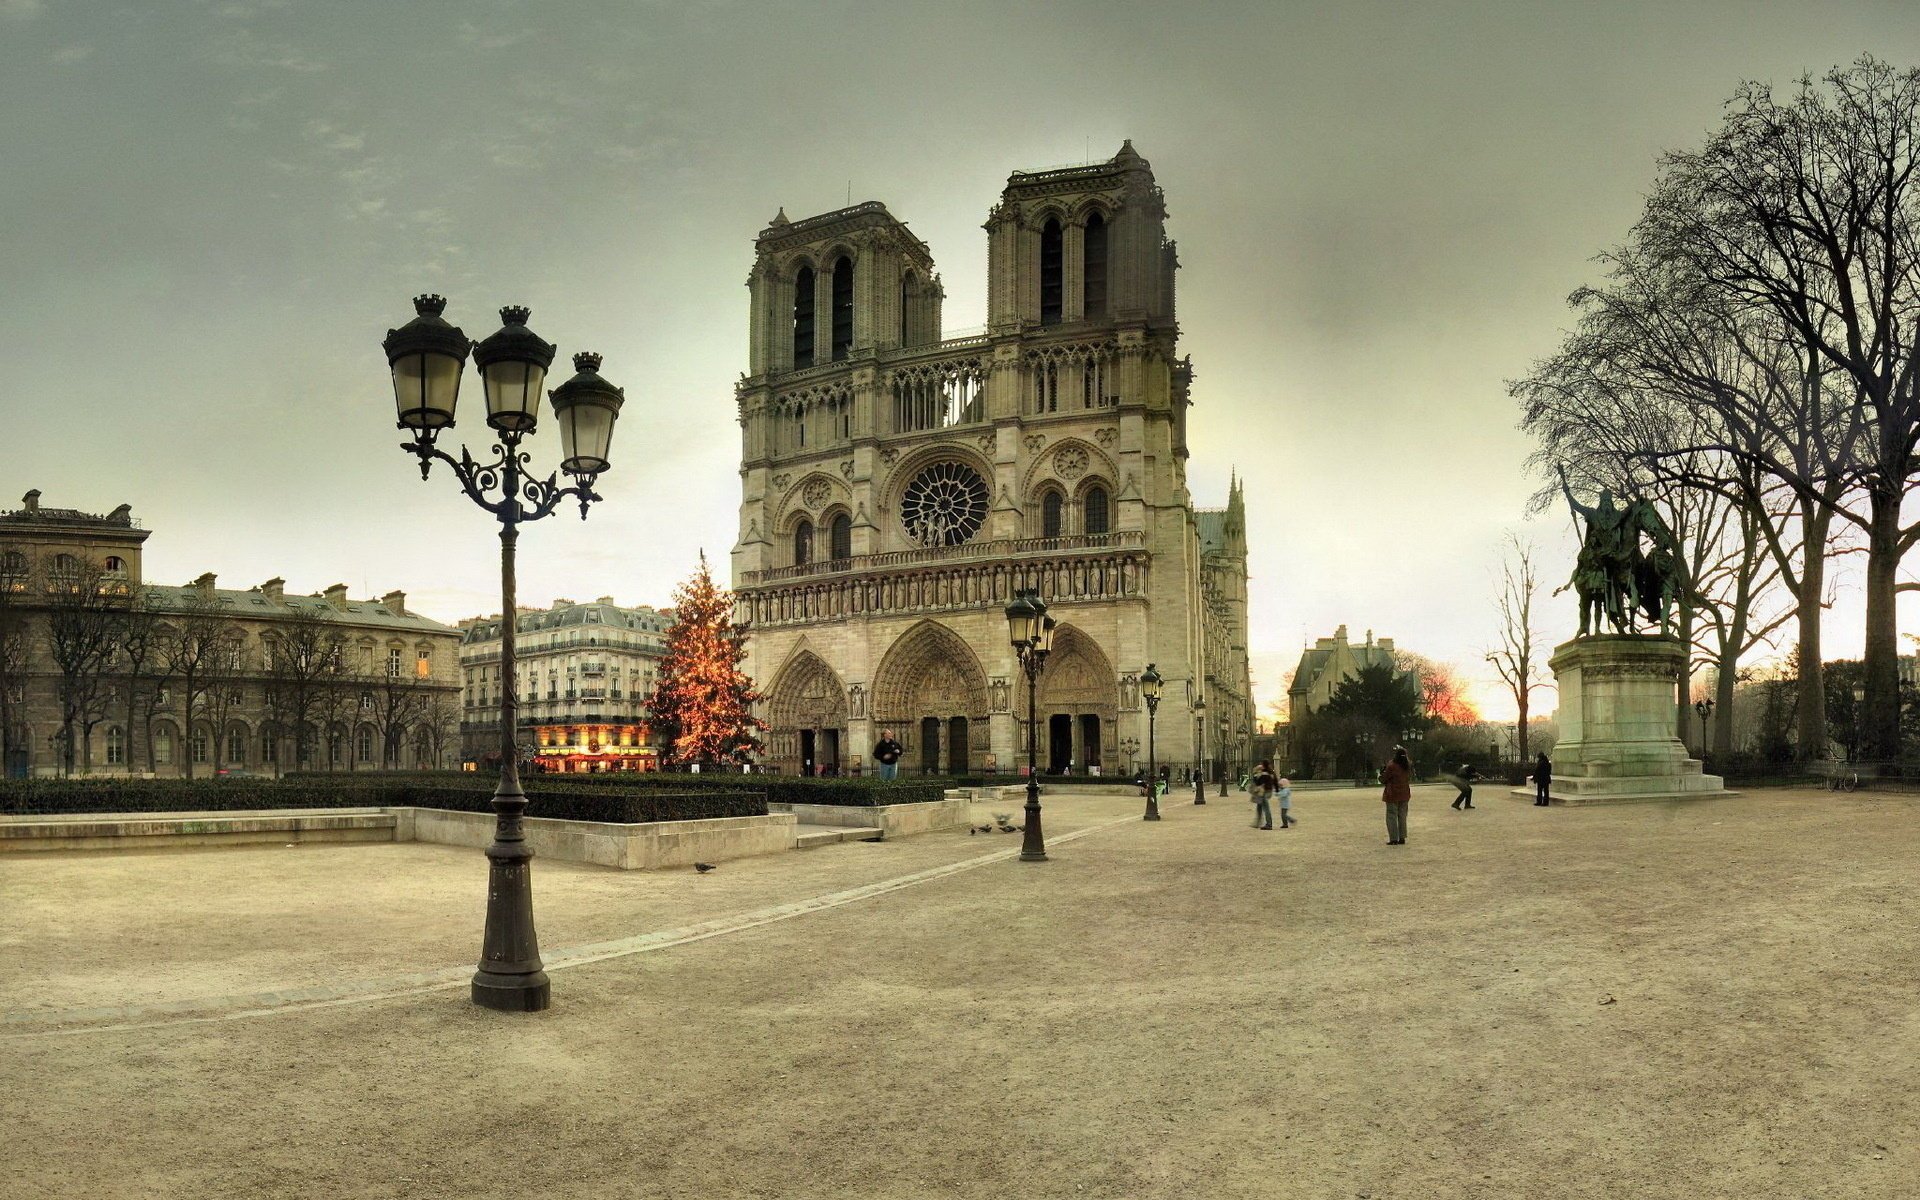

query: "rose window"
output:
900 462 989 547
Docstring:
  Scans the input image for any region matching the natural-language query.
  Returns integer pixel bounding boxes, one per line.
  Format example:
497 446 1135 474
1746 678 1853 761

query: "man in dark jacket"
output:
1533 753 1552 805
873 730 904 780
1448 762 1483 810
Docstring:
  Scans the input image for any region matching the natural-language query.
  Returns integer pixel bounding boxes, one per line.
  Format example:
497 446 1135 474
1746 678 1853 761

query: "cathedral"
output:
730 142 1253 779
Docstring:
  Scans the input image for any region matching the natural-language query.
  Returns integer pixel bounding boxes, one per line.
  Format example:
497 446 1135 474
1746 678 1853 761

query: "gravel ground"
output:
4 785 1917 1199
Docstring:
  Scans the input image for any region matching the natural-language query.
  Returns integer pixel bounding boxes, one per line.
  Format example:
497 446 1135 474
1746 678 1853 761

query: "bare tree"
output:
160 588 237 780
0 556 31 777
115 589 167 775
1486 536 1547 763
1642 57 1920 759
43 554 125 775
261 609 345 774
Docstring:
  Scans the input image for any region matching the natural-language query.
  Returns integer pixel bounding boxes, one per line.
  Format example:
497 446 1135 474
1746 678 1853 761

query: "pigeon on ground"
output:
694 862 717 873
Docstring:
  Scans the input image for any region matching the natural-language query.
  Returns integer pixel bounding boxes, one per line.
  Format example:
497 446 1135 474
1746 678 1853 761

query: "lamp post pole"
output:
1193 695 1207 805
1693 697 1715 760
1141 663 1162 821
1218 714 1230 797
383 297 625 1013
1005 588 1054 862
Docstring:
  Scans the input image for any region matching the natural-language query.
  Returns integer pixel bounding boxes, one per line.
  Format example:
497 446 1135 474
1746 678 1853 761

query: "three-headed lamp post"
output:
382 294 625 1012
1140 663 1163 821
1005 587 1055 862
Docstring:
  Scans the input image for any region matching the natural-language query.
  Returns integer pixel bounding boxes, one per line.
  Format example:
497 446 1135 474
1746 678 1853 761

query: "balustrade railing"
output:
742 530 1144 585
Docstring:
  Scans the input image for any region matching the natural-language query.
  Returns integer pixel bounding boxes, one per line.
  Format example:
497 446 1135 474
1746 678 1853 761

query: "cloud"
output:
210 27 327 73
0 0 44 21
303 119 365 152
457 22 532 52
50 43 93 65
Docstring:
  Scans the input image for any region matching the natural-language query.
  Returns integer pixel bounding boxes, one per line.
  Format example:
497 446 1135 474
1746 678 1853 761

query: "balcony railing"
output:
742 530 1145 586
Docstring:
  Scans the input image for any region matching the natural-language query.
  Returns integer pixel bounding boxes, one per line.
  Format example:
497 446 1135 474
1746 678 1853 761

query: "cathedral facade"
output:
730 143 1253 778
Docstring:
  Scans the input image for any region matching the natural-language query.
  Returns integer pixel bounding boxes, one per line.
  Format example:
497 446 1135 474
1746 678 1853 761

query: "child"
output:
1277 776 1294 828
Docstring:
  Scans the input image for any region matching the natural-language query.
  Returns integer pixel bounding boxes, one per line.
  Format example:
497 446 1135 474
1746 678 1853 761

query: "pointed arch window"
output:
1042 490 1065 539
1040 219 1063 325
1084 485 1110 536
831 256 854 360
794 519 814 567
1083 212 1108 318
792 265 816 369
830 513 852 561
900 271 915 345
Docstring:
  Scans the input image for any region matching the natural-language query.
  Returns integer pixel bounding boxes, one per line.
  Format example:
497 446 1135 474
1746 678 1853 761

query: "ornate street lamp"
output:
1693 697 1715 760
1192 694 1207 804
1140 663 1163 821
1005 588 1055 862
383 296 624 1013
1219 714 1231 796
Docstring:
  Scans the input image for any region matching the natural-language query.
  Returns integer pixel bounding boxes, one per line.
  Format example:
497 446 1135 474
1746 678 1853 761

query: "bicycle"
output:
1827 766 1859 792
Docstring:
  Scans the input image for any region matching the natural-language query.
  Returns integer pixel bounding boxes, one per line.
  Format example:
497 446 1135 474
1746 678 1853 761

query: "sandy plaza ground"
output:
3 784 1917 1199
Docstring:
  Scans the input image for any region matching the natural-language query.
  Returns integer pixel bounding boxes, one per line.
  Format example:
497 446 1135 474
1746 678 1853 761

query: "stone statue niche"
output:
1516 467 1728 805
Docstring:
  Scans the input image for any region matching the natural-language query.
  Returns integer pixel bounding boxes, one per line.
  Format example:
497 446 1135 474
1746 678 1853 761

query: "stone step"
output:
793 823 884 849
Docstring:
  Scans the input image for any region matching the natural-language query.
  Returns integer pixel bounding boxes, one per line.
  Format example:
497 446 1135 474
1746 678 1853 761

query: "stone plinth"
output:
1515 635 1730 804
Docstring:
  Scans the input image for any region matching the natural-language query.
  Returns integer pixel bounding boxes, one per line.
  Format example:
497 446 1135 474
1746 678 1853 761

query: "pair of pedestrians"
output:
1248 759 1293 830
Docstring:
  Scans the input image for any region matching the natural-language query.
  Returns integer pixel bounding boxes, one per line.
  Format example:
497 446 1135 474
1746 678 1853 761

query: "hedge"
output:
0 777 766 823
284 770 949 807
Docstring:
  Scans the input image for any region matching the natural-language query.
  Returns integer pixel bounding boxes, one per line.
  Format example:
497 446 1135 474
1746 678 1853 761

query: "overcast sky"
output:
5 0 1918 721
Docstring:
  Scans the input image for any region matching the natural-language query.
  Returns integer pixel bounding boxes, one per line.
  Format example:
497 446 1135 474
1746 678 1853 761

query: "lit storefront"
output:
530 723 658 773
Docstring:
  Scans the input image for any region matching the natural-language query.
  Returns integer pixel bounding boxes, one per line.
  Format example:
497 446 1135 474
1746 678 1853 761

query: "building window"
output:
104 555 126 573
387 647 402 677
831 255 854 361
1084 485 1110 536
1042 490 1065 539
1040 219 1063 325
830 513 852 561
1082 353 1109 408
154 727 174 766
1083 212 1108 319
360 691 374 712
190 729 209 764
227 730 246 764
262 732 278 764
792 264 816 369
793 519 814 566
356 727 373 762
105 726 125 765
416 649 431 679
1034 361 1059 413
900 271 915 344
0 550 25 575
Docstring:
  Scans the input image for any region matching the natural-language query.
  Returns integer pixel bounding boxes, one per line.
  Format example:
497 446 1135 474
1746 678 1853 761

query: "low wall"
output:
403 807 798 869
0 808 396 853
781 797 971 839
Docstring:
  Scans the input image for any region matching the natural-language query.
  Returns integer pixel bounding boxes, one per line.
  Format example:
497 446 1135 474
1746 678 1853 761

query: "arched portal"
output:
765 650 848 776
873 620 989 774
1017 623 1117 775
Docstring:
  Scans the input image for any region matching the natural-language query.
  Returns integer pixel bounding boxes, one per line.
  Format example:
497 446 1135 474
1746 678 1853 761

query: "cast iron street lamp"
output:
1120 736 1140 776
1005 587 1055 862
1219 714 1231 796
1140 663 1163 821
383 295 625 1013
1192 694 1207 804
1693 697 1715 759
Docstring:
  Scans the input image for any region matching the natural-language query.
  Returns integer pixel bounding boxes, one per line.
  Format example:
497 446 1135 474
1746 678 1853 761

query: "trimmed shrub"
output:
0 777 766 823
282 770 949 807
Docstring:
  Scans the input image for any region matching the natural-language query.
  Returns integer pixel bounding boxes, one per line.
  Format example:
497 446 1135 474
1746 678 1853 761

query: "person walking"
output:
1277 775 1295 828
1382 745 1412 845
1448 761 1483 810
1533 752 1552 806
1249 759 1278 830
873 730 904 781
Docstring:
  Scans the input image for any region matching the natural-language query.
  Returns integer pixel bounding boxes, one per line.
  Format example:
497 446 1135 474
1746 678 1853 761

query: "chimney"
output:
1334 624 1348 643
22 489 40 513
596 595 615 605
259 577 284 601
1378 637 1394 653
192 572 217 597
322 583 349 610
381 589 406 617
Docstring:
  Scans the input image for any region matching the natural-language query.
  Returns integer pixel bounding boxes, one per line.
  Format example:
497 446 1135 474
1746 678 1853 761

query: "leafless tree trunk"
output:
44 555 124 776
1486 536 1546 763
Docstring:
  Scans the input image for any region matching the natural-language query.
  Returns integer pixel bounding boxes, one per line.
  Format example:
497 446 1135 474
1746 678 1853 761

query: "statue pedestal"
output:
1514 635 1730 805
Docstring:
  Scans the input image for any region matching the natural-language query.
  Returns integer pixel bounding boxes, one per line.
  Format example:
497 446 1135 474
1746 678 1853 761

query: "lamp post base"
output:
1020 780 1047 861
472 970 552 1011
1195 778 1206 805
1144 796 1161 821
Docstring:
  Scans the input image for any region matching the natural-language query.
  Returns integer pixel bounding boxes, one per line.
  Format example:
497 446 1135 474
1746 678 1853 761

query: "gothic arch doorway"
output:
873 620 988 774
765 650 848 776
1018 623 1117 775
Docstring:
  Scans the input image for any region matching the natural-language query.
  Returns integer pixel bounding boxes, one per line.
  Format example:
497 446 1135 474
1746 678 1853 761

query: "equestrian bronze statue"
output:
1556 464 1686 637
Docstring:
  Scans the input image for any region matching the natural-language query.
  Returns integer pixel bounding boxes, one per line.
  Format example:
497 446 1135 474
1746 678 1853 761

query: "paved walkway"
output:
6 786 1918 1198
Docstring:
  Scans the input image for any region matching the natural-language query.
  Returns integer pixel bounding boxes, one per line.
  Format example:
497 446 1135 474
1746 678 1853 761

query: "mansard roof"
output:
141 585 457 636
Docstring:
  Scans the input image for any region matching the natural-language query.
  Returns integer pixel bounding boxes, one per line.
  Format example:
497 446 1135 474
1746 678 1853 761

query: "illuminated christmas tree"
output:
647 552 766 766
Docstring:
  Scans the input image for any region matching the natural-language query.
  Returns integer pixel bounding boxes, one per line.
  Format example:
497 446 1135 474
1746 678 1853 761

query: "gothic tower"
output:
732 144 1253 780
